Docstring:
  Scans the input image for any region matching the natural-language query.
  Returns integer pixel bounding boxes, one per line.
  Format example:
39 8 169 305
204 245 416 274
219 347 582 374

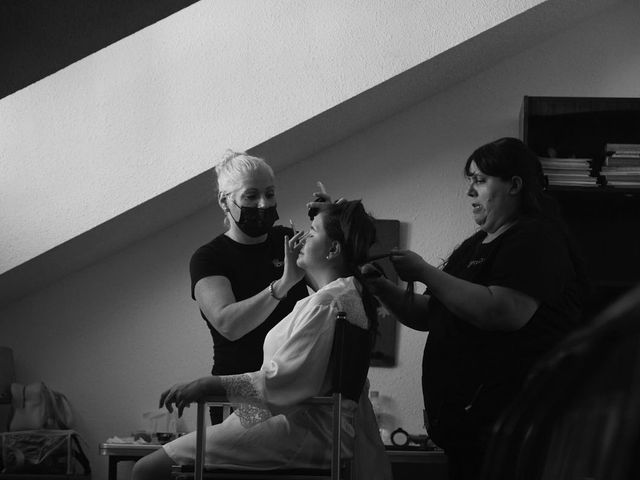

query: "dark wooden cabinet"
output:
520 96 640 315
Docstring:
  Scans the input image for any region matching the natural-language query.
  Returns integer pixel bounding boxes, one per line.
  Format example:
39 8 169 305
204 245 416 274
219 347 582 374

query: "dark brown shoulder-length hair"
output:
448 137 590 300
320 200 379 337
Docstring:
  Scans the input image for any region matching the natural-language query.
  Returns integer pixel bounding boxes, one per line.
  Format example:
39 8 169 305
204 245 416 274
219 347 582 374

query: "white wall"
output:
0 0 547 275
1 1 639 478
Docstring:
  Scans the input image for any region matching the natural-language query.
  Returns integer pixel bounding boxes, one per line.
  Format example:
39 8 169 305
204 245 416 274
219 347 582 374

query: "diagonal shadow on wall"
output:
0 0 201 99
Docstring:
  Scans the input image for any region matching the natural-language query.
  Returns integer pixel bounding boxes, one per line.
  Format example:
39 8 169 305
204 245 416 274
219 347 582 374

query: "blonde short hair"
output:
215 150 275 196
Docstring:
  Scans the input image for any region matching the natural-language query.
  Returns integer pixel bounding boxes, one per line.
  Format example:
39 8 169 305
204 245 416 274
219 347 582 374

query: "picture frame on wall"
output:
369 219 400 367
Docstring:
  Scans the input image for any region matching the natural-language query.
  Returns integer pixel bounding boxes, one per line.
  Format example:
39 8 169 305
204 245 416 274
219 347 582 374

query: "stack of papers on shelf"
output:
539 157 597 187
602 144 640 188
605 143 640 155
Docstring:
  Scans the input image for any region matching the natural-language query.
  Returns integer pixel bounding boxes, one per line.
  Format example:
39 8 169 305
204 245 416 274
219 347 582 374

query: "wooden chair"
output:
172 311 372 480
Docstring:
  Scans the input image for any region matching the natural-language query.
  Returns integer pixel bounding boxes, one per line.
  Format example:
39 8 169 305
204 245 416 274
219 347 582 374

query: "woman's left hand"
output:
306 181 346 214
390 249 429 282
159 378 206 417
359 263 389 294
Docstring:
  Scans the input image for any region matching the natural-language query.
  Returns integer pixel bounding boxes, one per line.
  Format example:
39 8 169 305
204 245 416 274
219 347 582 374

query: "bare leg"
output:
131 448 175 480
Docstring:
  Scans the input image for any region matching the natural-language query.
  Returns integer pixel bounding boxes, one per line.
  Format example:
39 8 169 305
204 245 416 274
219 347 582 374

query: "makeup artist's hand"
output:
306 181 346 214
389 249 429 282
274 230 306 297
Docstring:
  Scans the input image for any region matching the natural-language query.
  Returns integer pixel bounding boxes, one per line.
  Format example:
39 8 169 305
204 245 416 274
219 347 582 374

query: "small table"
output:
98 443 161 480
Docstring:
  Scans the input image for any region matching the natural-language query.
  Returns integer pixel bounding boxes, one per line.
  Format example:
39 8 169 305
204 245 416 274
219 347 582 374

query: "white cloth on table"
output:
163 276 392 480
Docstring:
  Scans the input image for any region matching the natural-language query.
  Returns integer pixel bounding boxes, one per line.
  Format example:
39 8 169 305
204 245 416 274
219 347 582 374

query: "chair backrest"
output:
327 311 372 402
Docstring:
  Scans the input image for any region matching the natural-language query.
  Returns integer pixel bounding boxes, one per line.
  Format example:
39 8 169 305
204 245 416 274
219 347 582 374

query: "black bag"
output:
0 429 91 475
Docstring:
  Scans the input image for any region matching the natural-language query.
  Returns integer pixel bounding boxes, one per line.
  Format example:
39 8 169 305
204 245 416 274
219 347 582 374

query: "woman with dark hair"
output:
363 137 589 480
132 200 392 480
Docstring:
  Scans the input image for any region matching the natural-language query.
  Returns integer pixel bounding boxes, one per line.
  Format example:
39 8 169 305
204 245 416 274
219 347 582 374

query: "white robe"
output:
163 276 393 480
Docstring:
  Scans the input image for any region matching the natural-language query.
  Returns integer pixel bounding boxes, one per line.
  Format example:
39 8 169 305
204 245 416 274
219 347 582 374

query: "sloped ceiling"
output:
0 0 201 99
0 0 623 309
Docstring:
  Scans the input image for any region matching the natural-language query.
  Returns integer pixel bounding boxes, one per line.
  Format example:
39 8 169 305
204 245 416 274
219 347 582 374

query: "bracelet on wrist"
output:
269 280 287 301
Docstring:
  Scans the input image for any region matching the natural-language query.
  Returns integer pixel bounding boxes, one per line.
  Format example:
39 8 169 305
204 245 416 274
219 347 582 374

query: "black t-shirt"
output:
423 217 584 450
190 225 308 375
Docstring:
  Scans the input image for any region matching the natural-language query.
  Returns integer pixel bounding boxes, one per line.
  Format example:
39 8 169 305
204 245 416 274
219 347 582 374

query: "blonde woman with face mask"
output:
189 151 309 425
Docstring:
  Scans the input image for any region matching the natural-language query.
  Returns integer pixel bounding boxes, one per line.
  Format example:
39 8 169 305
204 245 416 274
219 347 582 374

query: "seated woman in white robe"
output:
132 200 393 480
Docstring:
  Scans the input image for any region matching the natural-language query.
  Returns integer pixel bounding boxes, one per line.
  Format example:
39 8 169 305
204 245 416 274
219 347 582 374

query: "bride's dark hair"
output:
320 200 379 339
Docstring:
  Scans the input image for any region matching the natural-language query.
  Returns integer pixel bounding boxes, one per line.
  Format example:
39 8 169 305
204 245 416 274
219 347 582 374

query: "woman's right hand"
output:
277 231 306 294
159 378 206 417
389 249 429 283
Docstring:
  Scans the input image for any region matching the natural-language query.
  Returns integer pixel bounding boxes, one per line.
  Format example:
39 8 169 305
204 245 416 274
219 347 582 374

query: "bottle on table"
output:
369 390 391 445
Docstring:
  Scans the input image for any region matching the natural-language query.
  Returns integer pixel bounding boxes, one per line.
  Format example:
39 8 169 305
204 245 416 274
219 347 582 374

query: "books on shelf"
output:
605 156 640 167
604 143 640 166
604 180 640 188
539 157 592 169
600 166 640 174
546 178 599 187
539 157 598 188
600 170 640 177
602 143 640 186
601 170 640 188
604 143 640 154
539 147 640 189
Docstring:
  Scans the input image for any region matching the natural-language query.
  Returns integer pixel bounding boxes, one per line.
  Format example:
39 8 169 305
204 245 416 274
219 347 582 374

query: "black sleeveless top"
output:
422 218 584 450
190 225 308 375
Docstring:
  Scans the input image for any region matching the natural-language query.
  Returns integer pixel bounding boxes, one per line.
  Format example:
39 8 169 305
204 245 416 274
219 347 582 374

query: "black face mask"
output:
230 202 279 238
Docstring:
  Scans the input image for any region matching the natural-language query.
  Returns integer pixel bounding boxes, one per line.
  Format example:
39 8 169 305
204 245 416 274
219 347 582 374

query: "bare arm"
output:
160 375 225 417
391 250 540 331
194 232 306 341
194 276 290 341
